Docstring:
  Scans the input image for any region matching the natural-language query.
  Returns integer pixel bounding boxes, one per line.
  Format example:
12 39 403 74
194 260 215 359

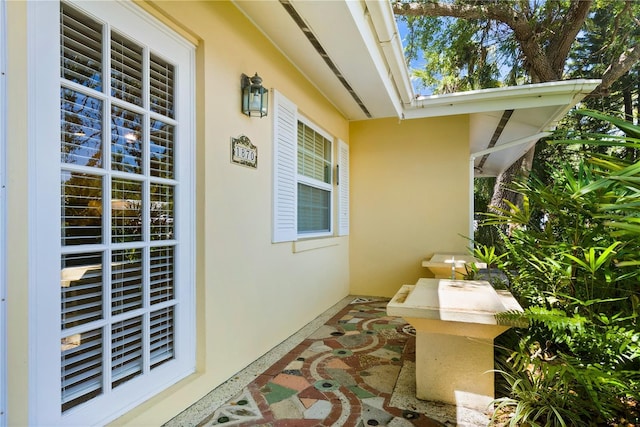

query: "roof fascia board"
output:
337 0 405 118
403 79 601 119
286 0 398 118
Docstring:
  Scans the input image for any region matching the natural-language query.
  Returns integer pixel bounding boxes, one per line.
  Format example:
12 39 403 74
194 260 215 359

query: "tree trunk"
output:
489 154 523 213
637 72 640 126
489 145 534 207
623 78 633 123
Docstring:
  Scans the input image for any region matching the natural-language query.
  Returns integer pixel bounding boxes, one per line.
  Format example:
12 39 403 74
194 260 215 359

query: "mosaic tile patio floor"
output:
166 297 491 427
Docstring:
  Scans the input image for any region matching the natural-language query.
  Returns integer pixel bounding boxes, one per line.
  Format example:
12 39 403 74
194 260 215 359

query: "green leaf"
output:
579 110 640 139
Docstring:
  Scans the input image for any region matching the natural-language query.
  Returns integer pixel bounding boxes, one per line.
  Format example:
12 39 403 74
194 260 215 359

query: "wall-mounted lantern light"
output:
241 72 268 118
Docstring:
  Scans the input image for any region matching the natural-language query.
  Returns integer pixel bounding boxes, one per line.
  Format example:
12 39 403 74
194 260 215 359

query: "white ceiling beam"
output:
471 132 552 158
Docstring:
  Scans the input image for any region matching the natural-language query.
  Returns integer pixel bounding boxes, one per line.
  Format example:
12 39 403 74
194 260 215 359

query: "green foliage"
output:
493 360 595 427
480 111 640 425
398 0 640 107
493 348 640 426
473 243 507 268
567 1 640 117
400 6 515 94
496 306 586 336
474 176 503 249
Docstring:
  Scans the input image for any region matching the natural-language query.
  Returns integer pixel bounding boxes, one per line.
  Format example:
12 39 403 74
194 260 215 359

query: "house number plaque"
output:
231 135 257 169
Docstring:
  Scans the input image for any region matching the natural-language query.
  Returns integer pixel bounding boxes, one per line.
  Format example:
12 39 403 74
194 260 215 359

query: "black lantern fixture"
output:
241 72 268 118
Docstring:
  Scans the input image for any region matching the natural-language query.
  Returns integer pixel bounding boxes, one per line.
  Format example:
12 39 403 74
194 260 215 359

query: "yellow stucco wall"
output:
349 116 471 297
116 1 351 425
4 1 350 425
6 1 30 425
5 0 474 424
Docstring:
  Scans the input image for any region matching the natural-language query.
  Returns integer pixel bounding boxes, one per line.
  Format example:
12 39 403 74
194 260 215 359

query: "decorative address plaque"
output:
231 135 257 169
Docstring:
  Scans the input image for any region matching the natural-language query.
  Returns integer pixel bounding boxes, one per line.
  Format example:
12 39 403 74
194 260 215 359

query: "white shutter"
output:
337 139 349 236
272 91 298 243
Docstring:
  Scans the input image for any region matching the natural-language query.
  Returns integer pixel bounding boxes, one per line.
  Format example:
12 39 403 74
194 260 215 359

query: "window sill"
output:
292 237 340 253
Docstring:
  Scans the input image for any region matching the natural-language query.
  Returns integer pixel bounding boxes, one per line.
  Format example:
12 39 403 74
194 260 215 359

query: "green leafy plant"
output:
473 243 508 268
482 110 640 425
493 347 639 427
465 242 509 286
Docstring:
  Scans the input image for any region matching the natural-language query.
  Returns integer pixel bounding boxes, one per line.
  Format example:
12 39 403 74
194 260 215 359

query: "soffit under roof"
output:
232 0 600 177
233 0 403 120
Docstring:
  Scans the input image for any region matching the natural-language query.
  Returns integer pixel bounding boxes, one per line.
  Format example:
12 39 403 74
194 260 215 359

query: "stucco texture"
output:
113 1 351 425
349 116 471 297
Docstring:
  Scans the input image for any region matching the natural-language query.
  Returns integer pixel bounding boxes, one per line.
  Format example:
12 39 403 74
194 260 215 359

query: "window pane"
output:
111 178 142 243
150 307 174 369
61 328 103 412
150 184 174 240
150 246 174 305
297 183 330 233
297 122 331 183
111 106 143 174
111 249 143 315
111 32 143 106
61 171 103 245
56 2 188 417
150 120 174 179
61 89 103 167
61 252 104 329
111 316 143 388
149 53 174 118
60 3 102 90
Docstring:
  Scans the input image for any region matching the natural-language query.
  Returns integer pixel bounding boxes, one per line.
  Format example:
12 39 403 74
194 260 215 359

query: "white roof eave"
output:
402 79 602 119
364 0 414 107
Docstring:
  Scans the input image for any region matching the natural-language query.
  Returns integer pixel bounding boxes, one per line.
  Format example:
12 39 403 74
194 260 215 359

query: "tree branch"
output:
547 0 592 74
393 1 561 82
593 45 640 96
393 1 514 23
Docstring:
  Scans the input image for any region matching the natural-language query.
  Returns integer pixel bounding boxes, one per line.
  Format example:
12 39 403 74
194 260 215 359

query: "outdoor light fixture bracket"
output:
241 72 268 118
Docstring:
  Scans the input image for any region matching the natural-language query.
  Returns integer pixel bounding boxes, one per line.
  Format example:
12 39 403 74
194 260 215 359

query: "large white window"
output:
29 1 195 425
273 91 349 243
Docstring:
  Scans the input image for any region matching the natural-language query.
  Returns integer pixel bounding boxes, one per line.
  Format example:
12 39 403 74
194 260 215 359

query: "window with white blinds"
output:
297 121 332 234
51 1 194 423
272 90 349 242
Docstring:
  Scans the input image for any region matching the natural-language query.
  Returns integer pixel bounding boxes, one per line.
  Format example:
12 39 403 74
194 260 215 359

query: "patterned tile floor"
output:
166 297 491 427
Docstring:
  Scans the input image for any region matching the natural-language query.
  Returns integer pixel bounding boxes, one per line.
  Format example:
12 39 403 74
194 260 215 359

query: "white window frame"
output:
296 115 334 239
28 1 196 425
272 90 349 243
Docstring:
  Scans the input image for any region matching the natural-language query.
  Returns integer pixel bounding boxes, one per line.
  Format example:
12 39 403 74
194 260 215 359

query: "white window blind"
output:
60 4 102 91
296 120 332 235
60 0 179 412
61 328 103 412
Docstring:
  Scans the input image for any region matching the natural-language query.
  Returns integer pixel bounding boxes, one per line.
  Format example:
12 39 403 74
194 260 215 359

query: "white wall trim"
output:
27 0 61 422
0 0 7 424
292 237 340 253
